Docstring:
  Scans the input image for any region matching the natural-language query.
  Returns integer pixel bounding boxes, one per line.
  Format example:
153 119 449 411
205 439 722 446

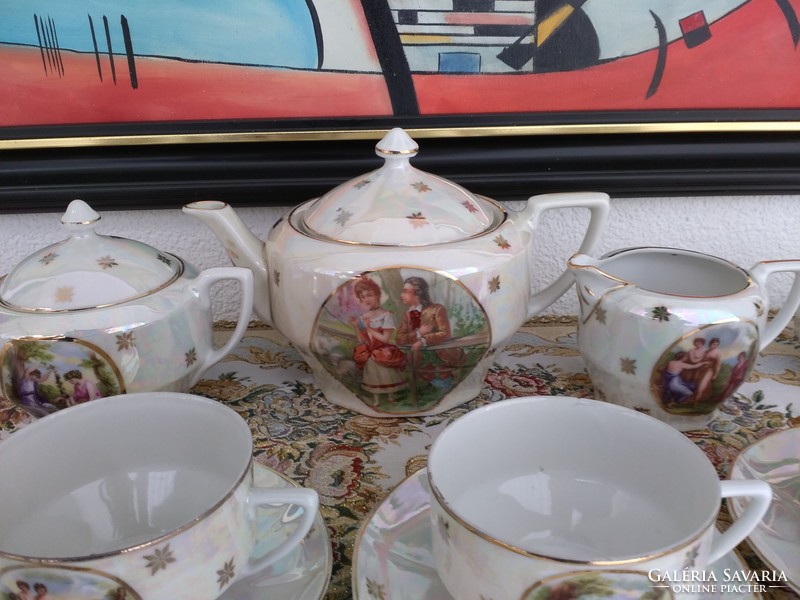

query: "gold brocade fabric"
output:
1 317 798 600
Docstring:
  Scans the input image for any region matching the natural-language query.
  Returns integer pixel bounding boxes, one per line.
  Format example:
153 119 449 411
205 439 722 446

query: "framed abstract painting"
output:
2 0 800 210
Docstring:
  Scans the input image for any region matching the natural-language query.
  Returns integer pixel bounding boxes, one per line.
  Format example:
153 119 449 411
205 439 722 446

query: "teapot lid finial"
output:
375 128 419 157
61 199 101 229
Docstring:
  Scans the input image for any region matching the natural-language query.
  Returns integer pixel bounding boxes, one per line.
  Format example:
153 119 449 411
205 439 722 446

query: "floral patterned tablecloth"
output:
1 317 798 600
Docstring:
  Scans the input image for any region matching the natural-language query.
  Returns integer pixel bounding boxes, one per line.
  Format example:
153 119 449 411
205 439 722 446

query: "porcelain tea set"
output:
4 128 799 426
1 128 797 599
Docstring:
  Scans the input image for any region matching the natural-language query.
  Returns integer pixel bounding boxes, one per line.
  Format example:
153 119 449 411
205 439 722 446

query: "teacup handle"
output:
513 192 611 318
750 260 800 349
708 479 772 564
241 487 320 576
188 266 254 387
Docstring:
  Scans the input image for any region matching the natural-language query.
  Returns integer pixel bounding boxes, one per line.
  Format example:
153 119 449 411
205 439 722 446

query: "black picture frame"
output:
3 111 800 214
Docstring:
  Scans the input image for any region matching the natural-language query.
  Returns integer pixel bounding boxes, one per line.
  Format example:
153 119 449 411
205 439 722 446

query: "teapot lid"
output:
295 128 505 245
0 200 182 312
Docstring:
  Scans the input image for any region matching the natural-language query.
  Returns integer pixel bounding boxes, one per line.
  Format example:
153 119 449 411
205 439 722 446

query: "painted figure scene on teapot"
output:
311 268 490 414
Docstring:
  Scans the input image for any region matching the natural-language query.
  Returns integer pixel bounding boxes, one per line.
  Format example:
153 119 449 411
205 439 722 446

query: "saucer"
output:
218 462 332 600
354 468 760 600
729 427 800 594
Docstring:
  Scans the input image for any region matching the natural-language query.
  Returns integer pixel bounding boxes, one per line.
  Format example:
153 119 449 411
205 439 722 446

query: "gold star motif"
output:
116 331 136 351
217 558 235 589
493 235 511 250
594 305 607 324
411 181 431 193
366 579 387 600
185 347 198 367
335 209 353 226
488 275 501 293
39 251 58 265
651 306 671 322
462 200 479 213
407 212 428 228
97 255 119 269
437 515 451 543
620 357 637 375
143 543 176 575
55 286 74 303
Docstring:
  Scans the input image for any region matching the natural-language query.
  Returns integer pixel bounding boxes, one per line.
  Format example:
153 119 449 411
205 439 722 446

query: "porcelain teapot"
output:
569 247 800 430
0 200 253 418
185 128 609 417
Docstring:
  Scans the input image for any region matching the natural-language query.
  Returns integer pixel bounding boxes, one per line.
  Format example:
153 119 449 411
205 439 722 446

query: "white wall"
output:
3 195 800 322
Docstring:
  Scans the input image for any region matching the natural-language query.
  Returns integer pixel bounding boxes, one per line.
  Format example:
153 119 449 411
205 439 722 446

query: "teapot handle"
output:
188 266 254 387
514 192 610 318
749 260 800 349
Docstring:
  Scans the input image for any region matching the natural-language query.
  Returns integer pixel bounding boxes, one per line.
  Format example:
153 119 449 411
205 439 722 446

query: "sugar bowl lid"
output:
294 128 505 245
0 200 182 312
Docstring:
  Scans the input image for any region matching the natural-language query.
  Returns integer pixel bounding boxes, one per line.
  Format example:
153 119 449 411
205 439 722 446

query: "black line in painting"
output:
33 14 48 75
474 24 532 37
103 15 116 84
48 16 64 76
360 0 419 116
646 10 667 99
305 0 324 70
120 15 138 89
40 14 56 75
496 25 535 70
774 0 800 46
88 14 103 81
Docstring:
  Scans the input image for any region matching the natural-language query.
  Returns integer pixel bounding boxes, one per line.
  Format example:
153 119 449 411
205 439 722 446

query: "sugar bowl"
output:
0 200 253 417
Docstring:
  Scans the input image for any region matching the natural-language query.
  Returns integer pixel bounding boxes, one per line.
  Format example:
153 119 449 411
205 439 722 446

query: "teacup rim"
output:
427 395 720 565
0 392 252 563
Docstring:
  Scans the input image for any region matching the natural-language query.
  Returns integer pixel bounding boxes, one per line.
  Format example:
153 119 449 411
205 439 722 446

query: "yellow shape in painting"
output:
400 34 453 45
537 4 575 46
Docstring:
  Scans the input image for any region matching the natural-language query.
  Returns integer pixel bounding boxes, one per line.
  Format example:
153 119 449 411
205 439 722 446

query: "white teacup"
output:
427 396 772 600
0 392 319 600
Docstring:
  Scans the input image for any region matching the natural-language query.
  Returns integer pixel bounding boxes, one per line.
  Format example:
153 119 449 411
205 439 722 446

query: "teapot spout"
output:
183 201 271 324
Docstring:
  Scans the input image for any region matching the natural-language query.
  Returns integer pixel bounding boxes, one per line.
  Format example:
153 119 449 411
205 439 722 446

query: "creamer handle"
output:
515 192 610 318
749 260 800 349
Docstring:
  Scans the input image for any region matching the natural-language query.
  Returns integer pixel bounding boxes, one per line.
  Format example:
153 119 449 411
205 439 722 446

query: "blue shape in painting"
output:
0 0 318 69
438 52 480 73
